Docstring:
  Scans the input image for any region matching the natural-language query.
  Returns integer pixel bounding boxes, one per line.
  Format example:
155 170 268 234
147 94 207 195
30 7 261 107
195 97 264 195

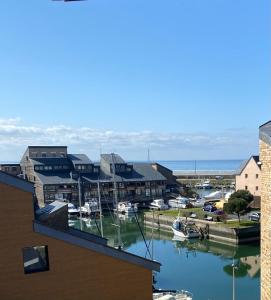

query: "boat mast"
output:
97 180 103 237
111 153 121 249
78 174 83 231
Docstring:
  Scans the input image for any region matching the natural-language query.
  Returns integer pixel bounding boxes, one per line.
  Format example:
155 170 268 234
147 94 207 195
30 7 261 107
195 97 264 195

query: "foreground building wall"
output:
0 179 154 300
259 122 271 300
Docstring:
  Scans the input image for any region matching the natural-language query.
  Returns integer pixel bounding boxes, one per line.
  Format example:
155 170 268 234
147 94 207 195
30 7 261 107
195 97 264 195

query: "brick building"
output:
259 121 271 300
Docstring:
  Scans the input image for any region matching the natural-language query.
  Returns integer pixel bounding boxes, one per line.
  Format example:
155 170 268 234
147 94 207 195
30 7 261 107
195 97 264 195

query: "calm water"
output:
71 213 260 300
157 160 243 172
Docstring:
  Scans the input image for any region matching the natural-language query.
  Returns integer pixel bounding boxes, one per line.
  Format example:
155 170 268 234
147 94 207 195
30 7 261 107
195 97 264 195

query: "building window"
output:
245 174 248 178
256 186 259 191
22 246 49 274
256 174 259 179
41 152 47 158
245 186 248 190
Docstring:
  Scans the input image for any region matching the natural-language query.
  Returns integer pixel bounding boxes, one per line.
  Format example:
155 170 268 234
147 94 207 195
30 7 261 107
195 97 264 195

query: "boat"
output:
68 203 79 216
79 200 100 217
168 197 192 209
201 180 212 189
115 201 138 214
153 289 193 300
225 191 234 201
81 217 95 228
195 180 212 189
149 199 168 210
204 190 224 200
189 198 205 208
172 217 200 239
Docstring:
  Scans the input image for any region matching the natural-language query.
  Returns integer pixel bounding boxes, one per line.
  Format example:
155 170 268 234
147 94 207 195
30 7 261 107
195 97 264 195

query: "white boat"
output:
172 217 200 239
68 203 79 216
225 191 234 201
168 197 191 209
189 198 205 208
79 200 100 216
204 190 224 200
149 199 168 210
201 180 212 189
153 290 193 300
80 217 95 228
115 202 138 214
195 180 212 189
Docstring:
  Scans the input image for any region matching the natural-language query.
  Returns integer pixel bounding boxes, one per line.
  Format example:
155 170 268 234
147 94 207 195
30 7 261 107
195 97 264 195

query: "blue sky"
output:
0 0 270 161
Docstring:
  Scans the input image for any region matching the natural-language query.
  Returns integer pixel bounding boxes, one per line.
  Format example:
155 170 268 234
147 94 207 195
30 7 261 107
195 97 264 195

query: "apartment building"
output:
235 155 261 203
20 146 167 207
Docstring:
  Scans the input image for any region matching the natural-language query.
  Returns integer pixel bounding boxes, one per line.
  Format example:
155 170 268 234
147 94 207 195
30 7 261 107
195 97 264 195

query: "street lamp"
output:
232 259 238 300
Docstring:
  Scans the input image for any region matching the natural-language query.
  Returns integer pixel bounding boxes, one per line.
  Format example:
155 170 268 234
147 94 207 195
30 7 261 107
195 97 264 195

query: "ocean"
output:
157 159 243 172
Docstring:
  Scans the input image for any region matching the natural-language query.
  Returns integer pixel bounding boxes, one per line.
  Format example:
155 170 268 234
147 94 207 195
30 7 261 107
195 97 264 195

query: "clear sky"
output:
0 0 270 161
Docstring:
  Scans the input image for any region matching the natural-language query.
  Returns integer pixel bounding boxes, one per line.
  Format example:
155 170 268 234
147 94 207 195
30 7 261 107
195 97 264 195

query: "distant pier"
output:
173 170 236 178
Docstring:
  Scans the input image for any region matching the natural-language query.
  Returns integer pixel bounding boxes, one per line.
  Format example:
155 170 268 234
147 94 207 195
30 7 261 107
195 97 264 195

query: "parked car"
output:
249 212 261 222
203 205 217 212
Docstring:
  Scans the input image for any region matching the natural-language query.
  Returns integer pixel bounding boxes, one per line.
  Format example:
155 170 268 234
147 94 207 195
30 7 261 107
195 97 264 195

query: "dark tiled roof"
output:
101 154 125 164
36 200 67 216
30 157 71 166
68 154 92 165
0 171 34 193
36 172 78 185
236 155 260 175
259 120 271 145
83 163 166 183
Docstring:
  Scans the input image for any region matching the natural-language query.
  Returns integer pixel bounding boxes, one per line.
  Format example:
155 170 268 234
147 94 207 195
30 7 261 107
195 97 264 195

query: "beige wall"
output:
0 183 152 300
260 140 271 300
235 158 261 197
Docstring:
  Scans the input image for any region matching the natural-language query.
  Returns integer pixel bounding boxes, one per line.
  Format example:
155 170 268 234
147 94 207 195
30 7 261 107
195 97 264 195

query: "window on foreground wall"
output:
22 246 49 274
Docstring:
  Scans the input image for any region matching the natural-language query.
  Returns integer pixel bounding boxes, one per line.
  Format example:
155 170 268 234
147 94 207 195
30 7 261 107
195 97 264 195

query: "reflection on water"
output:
70 212 260 300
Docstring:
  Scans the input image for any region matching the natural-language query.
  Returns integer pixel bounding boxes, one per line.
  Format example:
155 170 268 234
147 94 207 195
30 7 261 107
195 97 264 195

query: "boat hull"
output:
171 227 200 239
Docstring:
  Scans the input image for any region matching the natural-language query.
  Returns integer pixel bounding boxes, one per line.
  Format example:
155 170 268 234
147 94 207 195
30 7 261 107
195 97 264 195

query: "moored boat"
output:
114 201 138 214
68 203 79 216
168 197 192 209
79 200 100 217
204 190 225 200
149 199 168 210
153 289 193 300
172 217 200 239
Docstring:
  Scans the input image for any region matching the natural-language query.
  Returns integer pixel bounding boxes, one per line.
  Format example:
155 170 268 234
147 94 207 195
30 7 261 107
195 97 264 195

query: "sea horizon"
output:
0 158 245 172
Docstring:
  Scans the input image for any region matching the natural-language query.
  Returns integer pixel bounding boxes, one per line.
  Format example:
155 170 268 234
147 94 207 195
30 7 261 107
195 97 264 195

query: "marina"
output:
70 212 260 300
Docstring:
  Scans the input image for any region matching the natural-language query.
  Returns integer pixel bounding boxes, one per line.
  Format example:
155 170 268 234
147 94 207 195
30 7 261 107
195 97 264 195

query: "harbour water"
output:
71 213 260 300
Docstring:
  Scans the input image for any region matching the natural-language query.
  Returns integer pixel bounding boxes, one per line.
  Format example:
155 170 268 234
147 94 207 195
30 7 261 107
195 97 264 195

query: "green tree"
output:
229 190 253 204
224 197 248 223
